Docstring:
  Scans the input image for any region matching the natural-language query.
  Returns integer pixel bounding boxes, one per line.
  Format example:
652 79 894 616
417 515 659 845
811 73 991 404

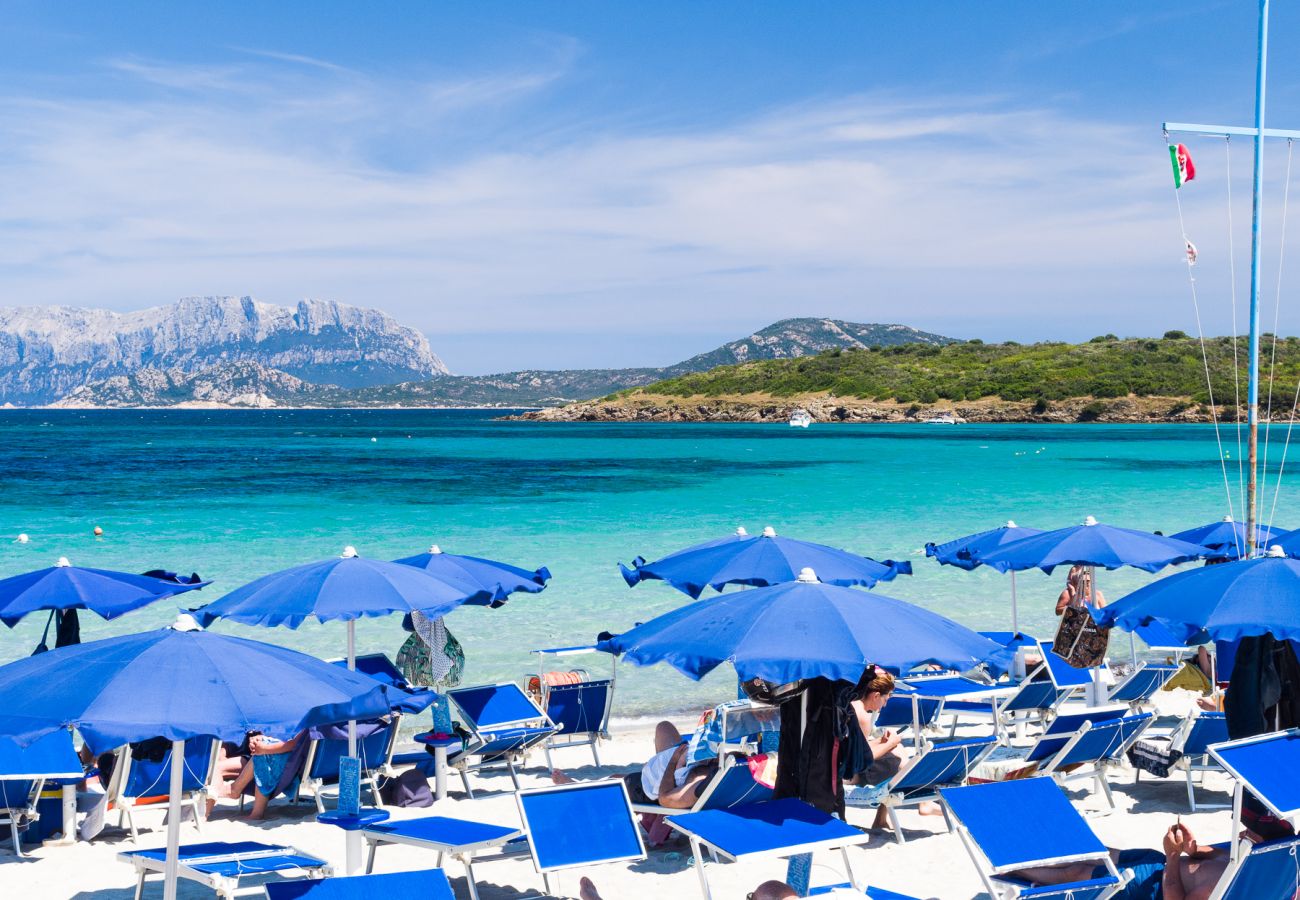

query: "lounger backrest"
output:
308 723 394 780
1002 678 1062 714
1109 665 1177 703
1181 713 1230 757
121 737 215 798
875 689 941 730
1026 706 1129 763
890 736 996 796
0 780 37 813
1210 729 1300 822
697 763 773 810
544 680 612 736
940 778 1109 872
1050 714 1152 769
265 867 455 900
1213 834 1300 900
451 682 549 730
516 780 646 873
1036 642 1094 688
343 654 408 689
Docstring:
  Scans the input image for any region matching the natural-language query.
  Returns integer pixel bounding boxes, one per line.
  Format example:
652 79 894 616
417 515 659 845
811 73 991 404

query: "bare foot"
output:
551 768 577 785
918 801 943 817
579 876 602 900
205 798 216 817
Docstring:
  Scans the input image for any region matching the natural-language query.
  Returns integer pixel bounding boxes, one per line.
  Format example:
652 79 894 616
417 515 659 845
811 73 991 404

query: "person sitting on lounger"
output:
552 719 719 809
1013 819 1292 899
220 731 303 820
841 665 944 831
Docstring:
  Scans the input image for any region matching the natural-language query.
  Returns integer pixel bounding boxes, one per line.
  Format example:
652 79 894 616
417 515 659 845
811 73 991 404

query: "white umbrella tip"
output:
1083 515 1098 526
797 567 819 583
1004 520 1017 528
734 527 748 536
1222 515 1235 523
428 544 443 554
1267 545 1286 557
15 533 29 543
341 545 359 558
762 526 777 538
56 556 71 567
171 613 203 632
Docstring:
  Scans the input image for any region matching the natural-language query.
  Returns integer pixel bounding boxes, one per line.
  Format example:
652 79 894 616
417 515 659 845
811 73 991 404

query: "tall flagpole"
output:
1246 0 1269 555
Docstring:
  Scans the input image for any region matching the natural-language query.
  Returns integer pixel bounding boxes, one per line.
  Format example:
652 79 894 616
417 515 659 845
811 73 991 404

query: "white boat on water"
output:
923 412 965 425
788 409 812 428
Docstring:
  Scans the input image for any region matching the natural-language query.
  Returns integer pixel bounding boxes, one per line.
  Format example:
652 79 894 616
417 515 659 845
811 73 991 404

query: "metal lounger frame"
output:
107 737 219 843
118 843 332 900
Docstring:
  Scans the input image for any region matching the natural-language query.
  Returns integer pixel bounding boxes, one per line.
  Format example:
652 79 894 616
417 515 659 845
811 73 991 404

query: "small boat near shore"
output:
788 409 812 428
923 412 965 424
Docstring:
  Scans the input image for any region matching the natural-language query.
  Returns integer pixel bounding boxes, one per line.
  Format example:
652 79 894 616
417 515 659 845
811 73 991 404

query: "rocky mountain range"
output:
0 296 445 405
16 305 953 408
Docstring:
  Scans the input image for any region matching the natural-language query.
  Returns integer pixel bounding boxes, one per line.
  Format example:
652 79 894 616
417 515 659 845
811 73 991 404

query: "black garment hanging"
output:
773 677 853 818
55 609 81 648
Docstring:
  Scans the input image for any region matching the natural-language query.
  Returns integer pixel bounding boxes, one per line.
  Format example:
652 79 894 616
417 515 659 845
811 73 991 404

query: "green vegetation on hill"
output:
635 333 1296 406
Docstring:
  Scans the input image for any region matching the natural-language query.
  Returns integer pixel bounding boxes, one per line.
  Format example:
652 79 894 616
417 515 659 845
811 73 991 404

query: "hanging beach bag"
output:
1053 601 1110 669
440 626 465 689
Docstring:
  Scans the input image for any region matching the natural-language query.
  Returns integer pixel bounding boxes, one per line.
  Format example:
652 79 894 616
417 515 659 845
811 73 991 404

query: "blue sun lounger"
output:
873 682 941 736
630 757 774 817
940 778 1126 899
667 797 875 900
1107 663 1179 710
296 719 396 812
442 681 558 797
845 734 997 843
363 779 643 900
0 730 82 856
1171 711 1231 812
107 736 219 842
1206 728 1300 898
530 645 616 766
807 887 923 899
265 868 454 900
117 840 332 899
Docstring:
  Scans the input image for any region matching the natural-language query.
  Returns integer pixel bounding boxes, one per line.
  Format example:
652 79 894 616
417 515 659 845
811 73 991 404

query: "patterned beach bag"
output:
1053 603 1110 669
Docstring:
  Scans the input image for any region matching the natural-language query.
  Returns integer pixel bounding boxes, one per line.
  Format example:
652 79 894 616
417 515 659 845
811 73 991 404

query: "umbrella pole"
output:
345 619 362 875
163 738 184 900
1009 571 1019 636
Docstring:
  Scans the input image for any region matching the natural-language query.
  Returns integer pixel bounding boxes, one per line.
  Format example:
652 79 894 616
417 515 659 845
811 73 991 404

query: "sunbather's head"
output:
747 881 796 900
852 664 895 711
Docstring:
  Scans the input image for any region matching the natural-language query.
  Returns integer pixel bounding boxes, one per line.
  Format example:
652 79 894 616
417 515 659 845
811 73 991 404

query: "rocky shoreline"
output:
516 392 1214 424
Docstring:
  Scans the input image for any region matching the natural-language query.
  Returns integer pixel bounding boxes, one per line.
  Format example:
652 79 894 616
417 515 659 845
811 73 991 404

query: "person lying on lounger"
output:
1012 819 1291 900
552 719 719 809
575 876 795 900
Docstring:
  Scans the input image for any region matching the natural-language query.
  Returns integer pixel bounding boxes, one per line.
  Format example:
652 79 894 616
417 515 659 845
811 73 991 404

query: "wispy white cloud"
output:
0 47 1263 370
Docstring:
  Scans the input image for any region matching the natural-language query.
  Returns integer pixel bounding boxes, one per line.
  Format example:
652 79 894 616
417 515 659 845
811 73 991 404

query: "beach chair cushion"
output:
265 868 455 900
940 778 1108 870
1048 713 1152 770
516 781 646 873
1178 713 1229 757
1025 707 1128 764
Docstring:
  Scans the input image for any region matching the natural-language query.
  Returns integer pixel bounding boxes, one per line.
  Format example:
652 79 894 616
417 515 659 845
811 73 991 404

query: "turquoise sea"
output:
0 410 1287 719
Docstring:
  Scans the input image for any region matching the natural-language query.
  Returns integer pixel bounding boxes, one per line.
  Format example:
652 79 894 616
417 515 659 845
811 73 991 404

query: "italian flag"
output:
1169 143 1196 188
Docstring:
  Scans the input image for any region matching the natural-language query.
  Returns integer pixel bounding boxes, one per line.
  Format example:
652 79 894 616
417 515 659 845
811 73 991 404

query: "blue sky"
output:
2 1 1300 373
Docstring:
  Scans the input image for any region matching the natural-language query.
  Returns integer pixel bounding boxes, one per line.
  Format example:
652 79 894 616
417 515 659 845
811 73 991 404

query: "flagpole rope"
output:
1169 134 1237 525
1265 140 1297 534
1223 137 1247 543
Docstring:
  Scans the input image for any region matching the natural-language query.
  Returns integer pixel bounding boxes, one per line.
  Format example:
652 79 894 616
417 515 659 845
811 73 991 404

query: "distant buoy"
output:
93 526 103 537
371 437 378 443
15 534 28 544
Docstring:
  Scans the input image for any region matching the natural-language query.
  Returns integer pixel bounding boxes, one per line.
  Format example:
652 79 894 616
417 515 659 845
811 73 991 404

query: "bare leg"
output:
244 791 269 820
579 876 603 900
654 721 682 753
872 807 889 830
1010 850 1117 887
918 801 942 816
225 761 254 799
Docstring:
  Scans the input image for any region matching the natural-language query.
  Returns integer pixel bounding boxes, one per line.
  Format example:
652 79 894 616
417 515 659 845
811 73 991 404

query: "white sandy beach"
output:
0 690 1239 900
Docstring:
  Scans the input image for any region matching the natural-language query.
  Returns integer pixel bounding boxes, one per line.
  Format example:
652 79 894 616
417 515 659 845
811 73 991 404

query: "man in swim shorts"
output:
552 719 718 809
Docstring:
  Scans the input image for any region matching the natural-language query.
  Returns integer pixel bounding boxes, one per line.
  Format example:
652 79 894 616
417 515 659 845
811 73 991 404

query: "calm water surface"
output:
0 410 1286 717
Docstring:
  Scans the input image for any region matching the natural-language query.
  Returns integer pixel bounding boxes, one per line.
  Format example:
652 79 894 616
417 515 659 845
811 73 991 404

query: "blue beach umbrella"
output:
0 617 391 900
392 543 550 606
599 568 1012 683
620 526 911 599
0 557 208 627
1095 548 1300 645
1170 516 1286 561
925 521 1044 635
976 516 1204 574
1258 527 1300 559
